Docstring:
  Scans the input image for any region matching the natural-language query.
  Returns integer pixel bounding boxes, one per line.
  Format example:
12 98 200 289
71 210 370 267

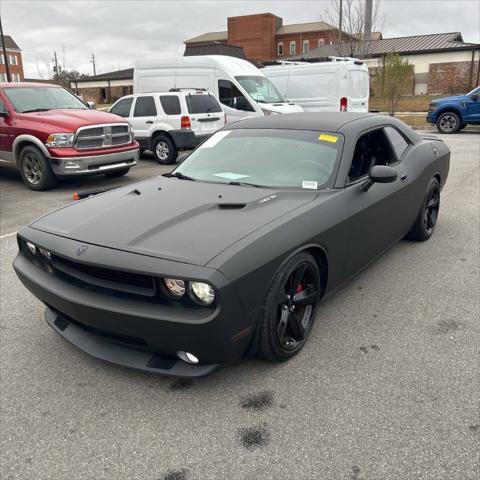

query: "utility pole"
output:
90 53 96 75
53 51 59 76
338 0 343 44
0 14 11 82
364 0 373 41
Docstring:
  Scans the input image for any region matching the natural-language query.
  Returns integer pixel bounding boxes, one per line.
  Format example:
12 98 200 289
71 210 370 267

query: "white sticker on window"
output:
302 180 318 190
213 172 249 180
199 130 230 148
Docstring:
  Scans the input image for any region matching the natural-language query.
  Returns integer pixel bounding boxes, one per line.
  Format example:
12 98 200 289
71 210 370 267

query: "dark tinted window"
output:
186 94 222 114
384 126 409 160
110 97 133 117
133 96 156 117
160 96 181 115
218 80 254 111
348 129 396 182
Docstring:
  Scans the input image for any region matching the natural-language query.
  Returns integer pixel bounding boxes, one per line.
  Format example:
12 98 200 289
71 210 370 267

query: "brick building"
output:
185 13 356 62
70 68 134 104
287 32 480 95
0 35 24 82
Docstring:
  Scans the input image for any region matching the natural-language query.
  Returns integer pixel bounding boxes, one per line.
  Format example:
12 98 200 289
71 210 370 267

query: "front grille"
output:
75 124 131 149
52 255 156 296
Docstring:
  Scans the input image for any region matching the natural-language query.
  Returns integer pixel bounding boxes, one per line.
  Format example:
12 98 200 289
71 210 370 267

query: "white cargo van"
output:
263 58 369 113
134 55 303 123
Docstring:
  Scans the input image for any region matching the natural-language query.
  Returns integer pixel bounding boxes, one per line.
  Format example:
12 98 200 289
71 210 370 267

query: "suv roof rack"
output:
168 88 208 92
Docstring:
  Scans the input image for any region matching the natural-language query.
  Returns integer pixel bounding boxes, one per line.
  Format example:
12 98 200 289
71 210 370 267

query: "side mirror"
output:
471 94 478 101
87 101 96 110
176 152 190 163
362 165 398 192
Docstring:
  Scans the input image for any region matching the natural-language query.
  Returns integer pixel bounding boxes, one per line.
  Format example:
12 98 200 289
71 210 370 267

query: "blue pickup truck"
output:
427 86 480 133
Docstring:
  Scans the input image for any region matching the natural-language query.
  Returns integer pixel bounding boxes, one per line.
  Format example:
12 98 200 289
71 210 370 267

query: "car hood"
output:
21 109 127 132
433 95 466 104
263 102 304 113
30 178 318 266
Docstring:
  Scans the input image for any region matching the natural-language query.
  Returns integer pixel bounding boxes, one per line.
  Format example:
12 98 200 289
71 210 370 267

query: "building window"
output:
9 54 18 65
318 38 325 47
277 42 284 56
289 41 296 55
0 54 4 64
0 73 7 82
303 40 309 54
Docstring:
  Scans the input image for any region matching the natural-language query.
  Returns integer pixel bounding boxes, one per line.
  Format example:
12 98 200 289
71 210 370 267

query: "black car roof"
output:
225 112 375 132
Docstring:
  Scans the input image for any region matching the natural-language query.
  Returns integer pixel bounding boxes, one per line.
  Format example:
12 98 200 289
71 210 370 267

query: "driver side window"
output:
110 97 133 118
218 80 254 111
348 129 396 183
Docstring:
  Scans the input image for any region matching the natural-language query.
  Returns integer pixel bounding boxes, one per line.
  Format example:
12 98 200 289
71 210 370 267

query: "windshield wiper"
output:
228 181 266 188
162 172 196 181
22 108 51 113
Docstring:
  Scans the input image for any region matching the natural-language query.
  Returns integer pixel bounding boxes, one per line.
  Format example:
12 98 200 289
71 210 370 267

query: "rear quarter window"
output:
186 94 222 114
384 126 410 160
160 96 181 115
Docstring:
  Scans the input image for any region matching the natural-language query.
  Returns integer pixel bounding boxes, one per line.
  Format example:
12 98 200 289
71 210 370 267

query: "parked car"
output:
134 55 303 124
427 86 480 133
109 89 225 164
13 113 450 377
263 57 369 112
0 82 139 190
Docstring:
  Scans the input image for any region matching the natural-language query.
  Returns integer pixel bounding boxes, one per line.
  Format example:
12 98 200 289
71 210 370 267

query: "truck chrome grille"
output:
75 124 131 150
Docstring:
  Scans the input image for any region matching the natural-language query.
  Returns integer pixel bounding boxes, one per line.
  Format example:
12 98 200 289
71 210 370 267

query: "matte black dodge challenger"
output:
13 113 450 377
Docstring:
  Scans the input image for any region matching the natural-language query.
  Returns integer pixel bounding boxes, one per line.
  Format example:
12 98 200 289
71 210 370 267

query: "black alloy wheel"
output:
258 252 321 361
18 145 58 191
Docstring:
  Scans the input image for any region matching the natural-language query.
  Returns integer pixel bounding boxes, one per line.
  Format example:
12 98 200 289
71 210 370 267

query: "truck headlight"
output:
428 103 437 113
45 133 75 148
190 282 215 305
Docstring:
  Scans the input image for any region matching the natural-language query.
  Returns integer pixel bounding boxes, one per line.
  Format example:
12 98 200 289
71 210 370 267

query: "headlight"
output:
164 278 186 297
26 241 37 255
45 133 75 148
428 103 437 113
190 282 215 305
39 248 52 260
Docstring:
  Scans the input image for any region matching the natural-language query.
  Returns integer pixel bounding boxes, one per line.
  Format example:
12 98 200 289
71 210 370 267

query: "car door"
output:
217 79 257 123
343 127 414 278
129 95 157 140
465 91 480 122
0 97 13 163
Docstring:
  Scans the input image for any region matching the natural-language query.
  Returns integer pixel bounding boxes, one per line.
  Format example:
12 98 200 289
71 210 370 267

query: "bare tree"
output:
322 0 384 59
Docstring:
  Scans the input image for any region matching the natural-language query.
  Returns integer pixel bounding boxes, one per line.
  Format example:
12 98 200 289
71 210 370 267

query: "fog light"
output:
26 241 36 255
164 278 186 297
177 351 199 365
64 159 81 169
39 248 52 260
190 282 215 305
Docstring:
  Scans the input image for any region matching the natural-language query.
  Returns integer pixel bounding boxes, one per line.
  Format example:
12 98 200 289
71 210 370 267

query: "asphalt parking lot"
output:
1 132 479 480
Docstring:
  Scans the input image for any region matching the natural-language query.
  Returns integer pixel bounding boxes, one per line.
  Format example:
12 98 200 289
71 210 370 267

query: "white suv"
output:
109 89 225 164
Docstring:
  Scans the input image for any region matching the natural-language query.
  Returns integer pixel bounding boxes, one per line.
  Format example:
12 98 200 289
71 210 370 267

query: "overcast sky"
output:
1 0 479 78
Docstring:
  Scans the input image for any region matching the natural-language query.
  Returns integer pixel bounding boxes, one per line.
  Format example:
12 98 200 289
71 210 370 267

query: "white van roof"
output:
135 55 263 77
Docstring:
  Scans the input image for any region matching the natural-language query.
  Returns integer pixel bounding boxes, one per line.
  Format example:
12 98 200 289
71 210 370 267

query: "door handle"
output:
400 172 408 182
145 120 154 124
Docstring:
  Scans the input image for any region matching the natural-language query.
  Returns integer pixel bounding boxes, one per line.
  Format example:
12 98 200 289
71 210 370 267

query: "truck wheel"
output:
436 112 460 134
153 135 177 165
19 145 58 191
104 167 130 178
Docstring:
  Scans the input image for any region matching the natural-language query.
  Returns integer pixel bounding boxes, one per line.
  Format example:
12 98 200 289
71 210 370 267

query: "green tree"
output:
374 53 412 116
52 69 88 89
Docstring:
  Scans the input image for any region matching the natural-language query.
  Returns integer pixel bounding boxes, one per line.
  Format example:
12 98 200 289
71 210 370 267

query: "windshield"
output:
235 76 286 104
174 129 342 189
467 86 480 96
3 87 87 113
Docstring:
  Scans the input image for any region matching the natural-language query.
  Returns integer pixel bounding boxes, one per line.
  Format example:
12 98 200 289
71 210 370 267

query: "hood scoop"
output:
218 203 246 210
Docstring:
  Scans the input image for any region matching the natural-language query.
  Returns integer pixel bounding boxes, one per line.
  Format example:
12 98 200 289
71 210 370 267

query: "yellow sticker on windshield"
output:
319 134 338 143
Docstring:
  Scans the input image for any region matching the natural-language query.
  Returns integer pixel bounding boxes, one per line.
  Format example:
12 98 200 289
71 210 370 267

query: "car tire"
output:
104 167 130 178
258 252 321 362
406 177 440 242
436 111 461 134
18 145 58 191
153 135 177 165
139 148 146 156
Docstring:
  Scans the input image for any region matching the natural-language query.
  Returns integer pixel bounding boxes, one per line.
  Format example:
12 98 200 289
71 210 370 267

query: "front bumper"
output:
426 111 437 124
13 228 257 376
49 147 139 176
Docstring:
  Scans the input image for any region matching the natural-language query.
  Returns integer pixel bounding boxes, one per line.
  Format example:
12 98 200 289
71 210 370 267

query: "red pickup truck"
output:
0 82 139 190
